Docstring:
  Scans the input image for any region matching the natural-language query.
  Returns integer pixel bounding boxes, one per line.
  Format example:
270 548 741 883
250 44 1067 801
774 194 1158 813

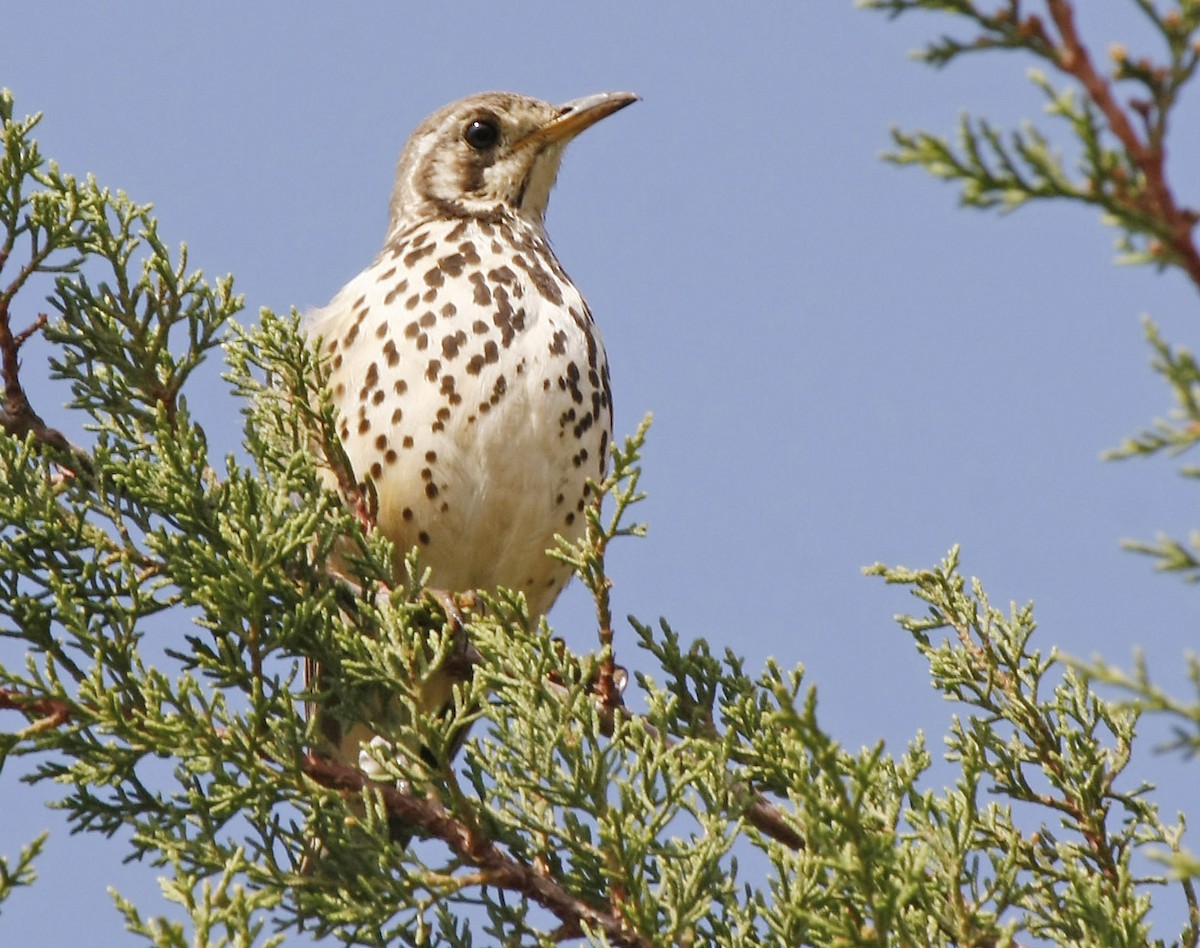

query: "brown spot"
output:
393 379 408 395
470 272 491 305
376 265 397 282
549 329 568 355
370 461 383 478
402 507 414 521
384 339 400 367
357 418 370 435
564 361 584 404
326 339 339 353
418 531 430 545
405 294 420 310
565 512 575 525
440 376 457 396
436 407 451 422
390 408 403 425
374 434 388 451
332 353 343 370
466 354 485 375
334 382 346 398
425 450 438 462
375 322 388 338
441 302 457 319
424 267 444 288
385 449 398 464
402 435 414 448
483 340 499 363
343 323 360 347
404 321 420 338
438 253 465 277
371 389 385 405
458 240 480 264
492 288 516 346
403 243 435 268
365 363 379 388
417 332 428 351
472 320 488 334
419 311 437 328
384 280 409 305
425 482 439 499
425 359 441 381
420 467 432 481
422 288 437 303
515 254 564 305
441 331 466 359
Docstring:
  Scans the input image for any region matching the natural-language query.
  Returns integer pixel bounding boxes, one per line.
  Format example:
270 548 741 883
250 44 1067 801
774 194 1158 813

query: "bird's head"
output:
386 90 638 237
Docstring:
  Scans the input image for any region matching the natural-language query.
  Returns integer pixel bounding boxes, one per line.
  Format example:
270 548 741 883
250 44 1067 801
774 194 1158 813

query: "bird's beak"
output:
522 91 639 149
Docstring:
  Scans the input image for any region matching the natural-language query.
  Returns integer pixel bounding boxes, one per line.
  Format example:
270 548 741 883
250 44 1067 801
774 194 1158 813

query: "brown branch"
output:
0 299 88 468
3 682 649 941
1038 0 1200 289
300 753 651 948
0 688 74 731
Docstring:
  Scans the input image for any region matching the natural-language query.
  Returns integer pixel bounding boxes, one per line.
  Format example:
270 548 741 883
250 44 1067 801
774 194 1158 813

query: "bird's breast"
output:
308 216 613 614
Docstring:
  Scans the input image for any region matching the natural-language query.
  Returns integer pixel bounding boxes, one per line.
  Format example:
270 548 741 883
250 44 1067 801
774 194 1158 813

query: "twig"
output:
300 752 651 948
1036 0 1200 288
0 298 88 467
0 688 74 731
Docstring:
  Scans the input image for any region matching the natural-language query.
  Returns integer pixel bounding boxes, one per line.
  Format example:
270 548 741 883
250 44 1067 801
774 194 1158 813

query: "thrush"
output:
303 90 637 821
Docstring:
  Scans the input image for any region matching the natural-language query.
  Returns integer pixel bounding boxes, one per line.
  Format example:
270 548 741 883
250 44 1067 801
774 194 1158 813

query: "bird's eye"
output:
464 119 500 150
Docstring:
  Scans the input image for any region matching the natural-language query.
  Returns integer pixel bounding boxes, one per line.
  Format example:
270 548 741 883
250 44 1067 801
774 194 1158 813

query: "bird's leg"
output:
423 588 482 683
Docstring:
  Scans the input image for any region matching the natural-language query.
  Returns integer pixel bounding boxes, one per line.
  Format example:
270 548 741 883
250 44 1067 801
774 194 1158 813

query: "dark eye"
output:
464 118 500 150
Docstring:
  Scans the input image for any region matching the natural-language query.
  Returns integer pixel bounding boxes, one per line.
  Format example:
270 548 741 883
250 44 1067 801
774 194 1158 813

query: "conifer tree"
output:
2 2 1200 944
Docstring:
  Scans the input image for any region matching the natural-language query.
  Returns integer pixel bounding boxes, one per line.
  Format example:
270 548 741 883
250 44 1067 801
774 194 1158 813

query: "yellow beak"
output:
522 91 639 149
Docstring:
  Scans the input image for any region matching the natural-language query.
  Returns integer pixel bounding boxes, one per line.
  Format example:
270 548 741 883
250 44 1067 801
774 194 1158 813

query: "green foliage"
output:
856 9 1200 933
0 833 45 913
869 551 1197 947
861 0 1200 279
5 4 1200 939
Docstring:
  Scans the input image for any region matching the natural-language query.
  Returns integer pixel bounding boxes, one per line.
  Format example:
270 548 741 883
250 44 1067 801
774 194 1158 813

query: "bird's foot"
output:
423 588 482 682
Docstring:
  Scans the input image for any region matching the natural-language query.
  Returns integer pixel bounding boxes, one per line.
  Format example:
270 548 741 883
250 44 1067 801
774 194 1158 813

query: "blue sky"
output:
3 3 1199 943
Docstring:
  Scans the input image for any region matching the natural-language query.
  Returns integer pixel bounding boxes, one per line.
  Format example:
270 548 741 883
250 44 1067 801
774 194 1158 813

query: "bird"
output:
302 90 638 832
